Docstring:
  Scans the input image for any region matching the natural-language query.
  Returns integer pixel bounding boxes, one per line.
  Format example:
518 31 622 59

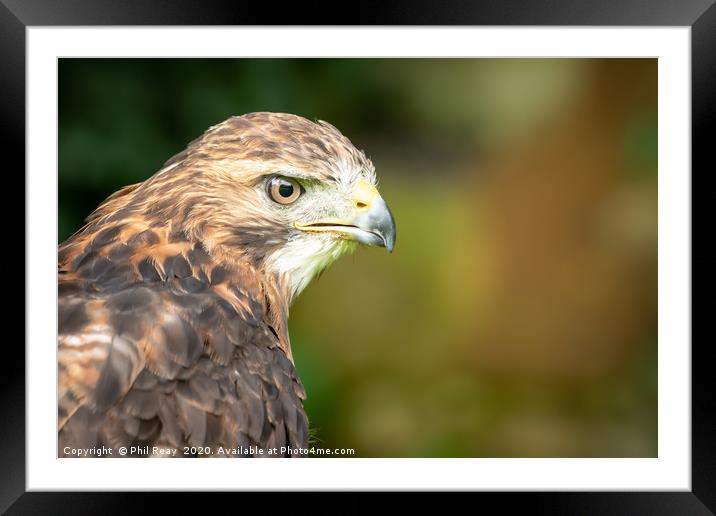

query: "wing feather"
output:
58 227 308 457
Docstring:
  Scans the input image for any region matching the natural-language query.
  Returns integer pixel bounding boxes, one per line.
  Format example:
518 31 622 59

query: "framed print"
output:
5 0 710 512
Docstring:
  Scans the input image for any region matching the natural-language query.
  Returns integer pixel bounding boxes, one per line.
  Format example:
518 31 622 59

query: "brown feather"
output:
57 112 377 457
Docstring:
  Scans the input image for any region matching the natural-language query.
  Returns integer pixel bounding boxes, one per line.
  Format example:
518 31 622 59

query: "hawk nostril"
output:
356 201 368 209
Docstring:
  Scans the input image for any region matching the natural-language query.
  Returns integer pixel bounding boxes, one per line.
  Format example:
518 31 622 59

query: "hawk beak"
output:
295 179 396 252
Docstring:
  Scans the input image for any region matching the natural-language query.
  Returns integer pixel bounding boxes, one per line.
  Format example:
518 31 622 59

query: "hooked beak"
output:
295 179 396 252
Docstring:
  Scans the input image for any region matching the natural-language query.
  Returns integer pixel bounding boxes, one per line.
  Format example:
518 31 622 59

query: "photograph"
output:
6 3 705 508
57 57 658 459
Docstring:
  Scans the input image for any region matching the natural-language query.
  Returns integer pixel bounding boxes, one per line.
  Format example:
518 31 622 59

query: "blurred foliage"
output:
59 58 657 457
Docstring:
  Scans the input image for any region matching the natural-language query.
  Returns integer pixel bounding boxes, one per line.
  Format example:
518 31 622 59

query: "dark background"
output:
59 58 657 457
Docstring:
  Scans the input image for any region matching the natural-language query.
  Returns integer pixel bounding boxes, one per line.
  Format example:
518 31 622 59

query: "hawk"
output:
57 112 395 457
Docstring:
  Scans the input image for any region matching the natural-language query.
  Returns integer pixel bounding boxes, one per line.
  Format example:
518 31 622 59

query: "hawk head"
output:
93 112 396 303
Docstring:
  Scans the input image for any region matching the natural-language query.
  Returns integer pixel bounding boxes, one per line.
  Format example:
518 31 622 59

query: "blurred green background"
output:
59 58 657 457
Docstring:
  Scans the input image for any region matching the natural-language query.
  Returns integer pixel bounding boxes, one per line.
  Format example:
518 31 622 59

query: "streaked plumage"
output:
58 112 395 457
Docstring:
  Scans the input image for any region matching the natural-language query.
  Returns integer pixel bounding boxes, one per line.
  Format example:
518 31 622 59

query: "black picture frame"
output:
4 1 709 512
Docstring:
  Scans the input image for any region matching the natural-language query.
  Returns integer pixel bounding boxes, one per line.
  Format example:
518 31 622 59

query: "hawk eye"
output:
268 176 302 205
